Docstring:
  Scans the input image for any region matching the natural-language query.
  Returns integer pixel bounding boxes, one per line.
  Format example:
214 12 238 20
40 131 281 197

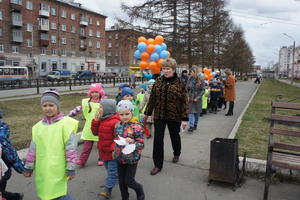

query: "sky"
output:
76 0 300 68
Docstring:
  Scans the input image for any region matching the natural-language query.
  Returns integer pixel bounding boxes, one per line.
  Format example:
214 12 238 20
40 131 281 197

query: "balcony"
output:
11 36 23 43
39 24 49 32
39 10 50 17
10 2 22 12
12 19 22 27
80 34 86 39
39 39 49 47
80 44 87 50
80 20 88 26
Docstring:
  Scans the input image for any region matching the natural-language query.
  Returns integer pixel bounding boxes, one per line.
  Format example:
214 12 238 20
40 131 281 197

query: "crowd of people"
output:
0 57 236 200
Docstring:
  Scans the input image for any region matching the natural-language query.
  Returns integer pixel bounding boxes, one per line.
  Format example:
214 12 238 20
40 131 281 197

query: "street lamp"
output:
282 33 295 85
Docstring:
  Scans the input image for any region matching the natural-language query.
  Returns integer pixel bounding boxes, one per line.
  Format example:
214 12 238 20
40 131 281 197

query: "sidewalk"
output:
276 78 300 87
7 80 300 200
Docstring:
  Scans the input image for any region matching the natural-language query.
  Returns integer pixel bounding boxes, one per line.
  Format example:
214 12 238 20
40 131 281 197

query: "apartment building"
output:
0 0 106 76
105 26 143 76
278 46 300 78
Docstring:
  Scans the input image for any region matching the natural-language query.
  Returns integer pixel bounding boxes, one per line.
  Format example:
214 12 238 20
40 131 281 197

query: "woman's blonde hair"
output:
161 58 177 70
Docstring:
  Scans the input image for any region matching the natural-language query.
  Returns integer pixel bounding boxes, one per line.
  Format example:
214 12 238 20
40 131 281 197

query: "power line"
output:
229 10 300 26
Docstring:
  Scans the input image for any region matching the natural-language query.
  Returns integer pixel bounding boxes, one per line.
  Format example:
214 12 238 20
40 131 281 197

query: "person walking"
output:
69 83 106 167
144 58 189 175
186 67 204 132
224 69 236 116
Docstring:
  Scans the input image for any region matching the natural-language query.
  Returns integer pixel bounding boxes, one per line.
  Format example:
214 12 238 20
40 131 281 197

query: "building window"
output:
96 42 100 49
115 59 118 64
61 37 66 44
27 39 32 47
108 59 111 64
115 51 119 56
51 48 57 55
12 46 19 53
40 3 49 11
41 62 46 72
40 47 45 55
89 29 93 36
80 28 85 36
0 11 3 20
115 33 119 40
71 51 76 57
62 62 67 69
96 20 100 26
26 1 33 10
0 45 3 53
80 40 84 46
108 34 112 39
97 64 100 70
51 35 56 43
71 26 76 33
88 41 92 47
61 10 67 18
89 17 92 24
96 31 100 38
0 28 2 36
61 24 66 31
71 13 76 20
11 0 22 5
51 8 56 16
108 43 112 48
27 24 33 32
61 49 66 56
51 22 56 30
108 51 111 56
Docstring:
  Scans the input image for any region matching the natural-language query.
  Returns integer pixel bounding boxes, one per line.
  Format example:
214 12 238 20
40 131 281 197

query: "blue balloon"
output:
150 53 159 61
142 72 153 79
137 42 147 52
155 45 161 53
161 43 167 51
134 50 141 59
212 72 216 77
200 72 204 78
160 50 169 59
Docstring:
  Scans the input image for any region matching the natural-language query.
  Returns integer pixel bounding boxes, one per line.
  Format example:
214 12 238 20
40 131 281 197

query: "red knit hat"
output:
87 83 105 98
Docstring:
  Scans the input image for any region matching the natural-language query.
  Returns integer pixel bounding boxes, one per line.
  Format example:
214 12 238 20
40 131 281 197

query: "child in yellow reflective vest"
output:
69 83 106 167
24 89 79 200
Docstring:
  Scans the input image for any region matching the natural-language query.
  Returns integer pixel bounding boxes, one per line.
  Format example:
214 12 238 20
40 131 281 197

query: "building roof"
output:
57 0 107 18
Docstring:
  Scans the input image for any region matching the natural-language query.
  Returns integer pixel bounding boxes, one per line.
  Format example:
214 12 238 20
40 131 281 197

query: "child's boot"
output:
99 187 112 199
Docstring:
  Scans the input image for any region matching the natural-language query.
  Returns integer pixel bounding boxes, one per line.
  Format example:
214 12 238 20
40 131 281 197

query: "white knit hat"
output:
116 100 134 113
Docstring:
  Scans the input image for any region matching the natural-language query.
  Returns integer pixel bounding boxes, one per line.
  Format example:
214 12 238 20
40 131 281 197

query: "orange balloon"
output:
209 74 213 79
139 61 149 69
147 44 156 54
138 36 147 44
157 58 164 68
147 38 155 45
204 74 209 80
152 65 161 74
154 35 164 45
148 61 157 71
141 52 150 61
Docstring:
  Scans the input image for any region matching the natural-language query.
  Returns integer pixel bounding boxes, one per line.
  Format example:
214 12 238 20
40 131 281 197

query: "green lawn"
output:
0 93 114 150
235 79 300 160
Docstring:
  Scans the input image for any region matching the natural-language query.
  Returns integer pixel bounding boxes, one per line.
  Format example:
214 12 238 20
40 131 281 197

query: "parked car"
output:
100 72 117 78
74 70 95 79
47 70 71 81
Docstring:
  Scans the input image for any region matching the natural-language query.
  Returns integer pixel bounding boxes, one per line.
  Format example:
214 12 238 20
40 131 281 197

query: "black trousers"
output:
153 120 181 169
118 163 144 200
210 99 218 112
227 101 234 114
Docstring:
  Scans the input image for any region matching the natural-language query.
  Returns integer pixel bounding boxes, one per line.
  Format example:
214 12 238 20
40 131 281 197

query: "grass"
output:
235 79 300 160
0 93 115 150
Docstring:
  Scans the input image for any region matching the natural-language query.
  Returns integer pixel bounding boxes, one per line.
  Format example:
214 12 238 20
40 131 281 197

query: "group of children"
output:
0 80 160 200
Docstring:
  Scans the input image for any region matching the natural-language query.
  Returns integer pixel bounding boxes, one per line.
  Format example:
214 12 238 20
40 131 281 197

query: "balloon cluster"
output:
134 35 170 74
203 68 214 81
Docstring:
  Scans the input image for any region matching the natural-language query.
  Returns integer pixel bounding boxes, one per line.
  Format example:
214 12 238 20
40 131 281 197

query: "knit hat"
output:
100 99 117 120
161 58 177 70
119 84 130 89
147 79 155 85
121 87 134 97
41 89 60 109
117 100 134 113
88 83 105 98
139 84 147 90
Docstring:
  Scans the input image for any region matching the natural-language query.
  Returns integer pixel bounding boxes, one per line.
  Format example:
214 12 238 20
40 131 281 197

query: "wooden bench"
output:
263 101 300 200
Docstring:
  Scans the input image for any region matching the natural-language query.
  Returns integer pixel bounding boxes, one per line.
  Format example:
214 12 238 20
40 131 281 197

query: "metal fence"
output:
0 77 145 93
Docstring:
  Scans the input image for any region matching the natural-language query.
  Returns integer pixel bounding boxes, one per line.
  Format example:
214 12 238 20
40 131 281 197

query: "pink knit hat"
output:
88 83 105 98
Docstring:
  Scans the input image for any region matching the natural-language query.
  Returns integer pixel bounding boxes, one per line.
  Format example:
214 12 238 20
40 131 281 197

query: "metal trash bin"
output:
208 137 240 189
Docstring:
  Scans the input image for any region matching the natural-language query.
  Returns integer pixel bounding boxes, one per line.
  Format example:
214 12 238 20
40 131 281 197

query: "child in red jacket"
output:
91 99 120 199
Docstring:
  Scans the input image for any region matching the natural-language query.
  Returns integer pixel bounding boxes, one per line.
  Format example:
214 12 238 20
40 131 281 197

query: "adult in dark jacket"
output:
0 117 25 200
224 69 236 116
144 58 188 175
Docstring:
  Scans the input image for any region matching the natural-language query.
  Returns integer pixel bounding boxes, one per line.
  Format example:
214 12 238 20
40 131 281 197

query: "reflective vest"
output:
32 116 78 200
81 98 99 141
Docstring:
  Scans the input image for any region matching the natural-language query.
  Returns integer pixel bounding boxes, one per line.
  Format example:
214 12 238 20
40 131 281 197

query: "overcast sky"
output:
77 0 300 68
